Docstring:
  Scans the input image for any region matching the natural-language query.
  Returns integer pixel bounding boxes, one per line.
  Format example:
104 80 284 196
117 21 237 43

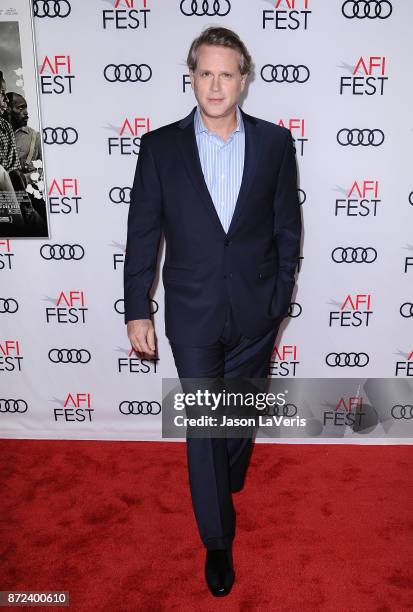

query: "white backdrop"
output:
1 0 412 443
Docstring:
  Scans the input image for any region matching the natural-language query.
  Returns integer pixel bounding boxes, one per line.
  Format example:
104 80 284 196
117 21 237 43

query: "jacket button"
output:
224 238 231 247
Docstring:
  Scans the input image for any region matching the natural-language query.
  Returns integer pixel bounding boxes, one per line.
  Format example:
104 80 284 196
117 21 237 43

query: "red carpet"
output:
1 440 412 611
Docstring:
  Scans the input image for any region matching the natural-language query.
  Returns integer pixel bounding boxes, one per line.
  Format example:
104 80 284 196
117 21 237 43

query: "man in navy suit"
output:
124 27 301 597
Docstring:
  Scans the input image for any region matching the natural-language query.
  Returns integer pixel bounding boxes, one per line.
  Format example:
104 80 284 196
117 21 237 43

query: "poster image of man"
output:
0 15 49 238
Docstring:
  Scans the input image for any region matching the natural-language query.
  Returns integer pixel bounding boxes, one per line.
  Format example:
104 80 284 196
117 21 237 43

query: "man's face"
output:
189 44 247 120
0 80 7 115
11 96 28 128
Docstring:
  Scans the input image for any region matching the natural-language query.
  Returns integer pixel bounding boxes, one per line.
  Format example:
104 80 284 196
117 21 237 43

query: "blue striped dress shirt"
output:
194 104 245 233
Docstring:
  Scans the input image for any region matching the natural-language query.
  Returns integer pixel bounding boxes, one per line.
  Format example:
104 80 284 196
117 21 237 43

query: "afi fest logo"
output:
0 240 14 271
270 344 299 377
39 55 74 94
404 245 413 274
112 242 125 270
48 178 81 215
335 180 381 217
117 347 159 373
395 349 413 377
323 396 365 427
45 291 88 324
102 0 151 29
339 56 387 95
329 294 373 327
262 0 312 30
276 118 307 156
54 393 93 422
0 340 23 372
107 117 151 155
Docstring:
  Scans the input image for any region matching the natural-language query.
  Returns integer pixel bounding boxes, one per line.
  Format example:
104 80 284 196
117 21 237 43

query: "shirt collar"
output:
15 125 30 134
194 104 244 137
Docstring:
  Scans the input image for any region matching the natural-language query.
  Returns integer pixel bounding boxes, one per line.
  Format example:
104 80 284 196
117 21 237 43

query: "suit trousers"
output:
169 302 278 551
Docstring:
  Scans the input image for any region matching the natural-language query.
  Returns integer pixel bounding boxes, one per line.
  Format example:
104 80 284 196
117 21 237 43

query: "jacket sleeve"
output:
123 133 163 323
271 130 302 320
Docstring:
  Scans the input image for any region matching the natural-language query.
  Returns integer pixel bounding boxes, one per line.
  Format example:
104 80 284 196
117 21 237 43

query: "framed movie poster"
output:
0 0 49 238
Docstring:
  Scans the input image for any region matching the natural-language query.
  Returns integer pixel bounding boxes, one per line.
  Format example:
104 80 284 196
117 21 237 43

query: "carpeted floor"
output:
1 440 412 611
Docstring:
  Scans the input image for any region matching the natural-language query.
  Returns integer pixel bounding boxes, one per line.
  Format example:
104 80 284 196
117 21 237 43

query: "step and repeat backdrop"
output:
1 0 412 442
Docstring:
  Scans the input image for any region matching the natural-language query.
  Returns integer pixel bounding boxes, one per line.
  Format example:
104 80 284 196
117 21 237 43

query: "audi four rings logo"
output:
342 1 392 19
0 399 28 413
325 352 369 367
33 0 71 18
40 244 85 260
48 349 91 364
0 298 18 313
261 65 310 84
43 127 78 145
263 403 298 417
287 302 302 318
400 303 413 318
391 405 413 419
332 247 378 263
337 129 384 147
180 0 231 16
119 401 161 415
110 187 131 204
104 64 152 83
298 189 306 206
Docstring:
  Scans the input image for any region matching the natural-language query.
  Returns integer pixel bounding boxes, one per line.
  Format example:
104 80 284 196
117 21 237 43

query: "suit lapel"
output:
176 106 259 238
227 107 259 236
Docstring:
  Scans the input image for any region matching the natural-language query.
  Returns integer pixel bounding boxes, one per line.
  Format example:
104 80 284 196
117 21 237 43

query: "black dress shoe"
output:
205 548 235 597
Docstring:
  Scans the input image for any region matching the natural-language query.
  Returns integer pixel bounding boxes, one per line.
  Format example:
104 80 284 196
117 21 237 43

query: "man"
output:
6 91 42 182
0 74 46 236
124 27 301 597
0 73 20 174
0 71 24 231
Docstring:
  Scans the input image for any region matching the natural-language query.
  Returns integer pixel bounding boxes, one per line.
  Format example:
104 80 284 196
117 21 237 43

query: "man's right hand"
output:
127 319 157 358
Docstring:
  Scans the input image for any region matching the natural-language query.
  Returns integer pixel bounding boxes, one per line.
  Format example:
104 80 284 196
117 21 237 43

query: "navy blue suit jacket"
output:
124 105 302 347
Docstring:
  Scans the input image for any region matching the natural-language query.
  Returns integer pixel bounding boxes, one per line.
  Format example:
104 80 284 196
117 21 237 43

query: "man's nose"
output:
211 76 221 90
